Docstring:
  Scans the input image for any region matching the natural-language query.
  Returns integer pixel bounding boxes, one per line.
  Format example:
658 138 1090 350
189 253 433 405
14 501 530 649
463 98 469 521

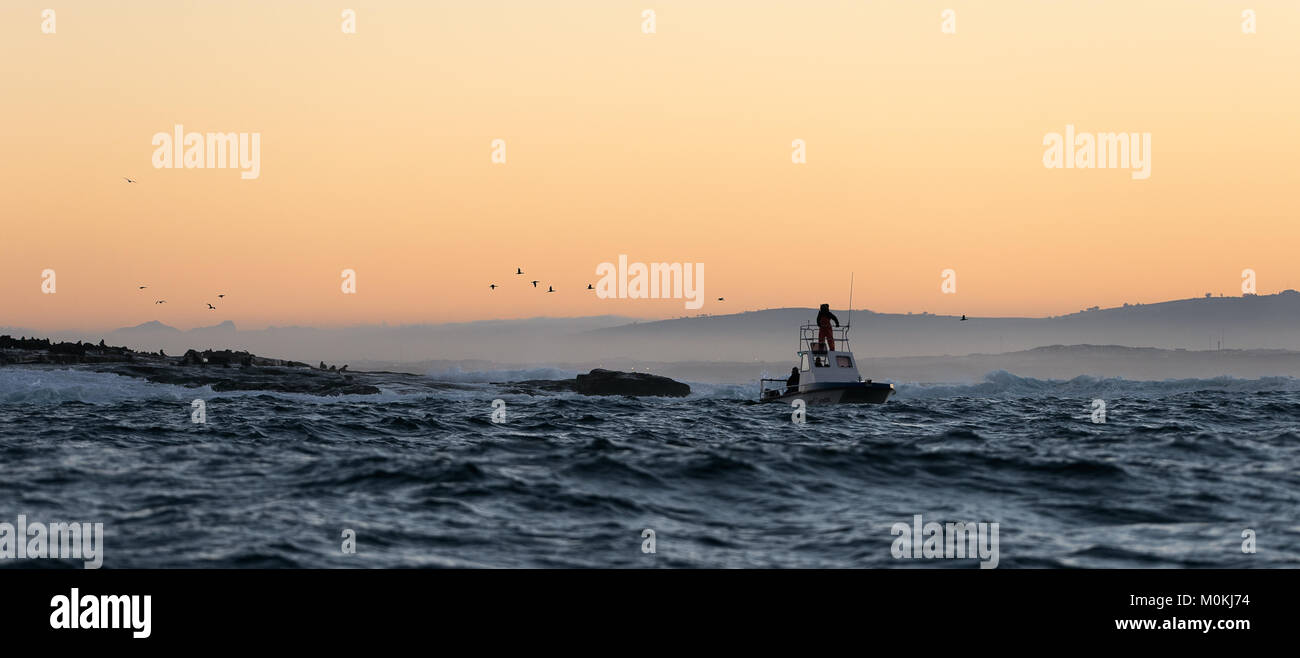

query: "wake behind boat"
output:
758 323 894 405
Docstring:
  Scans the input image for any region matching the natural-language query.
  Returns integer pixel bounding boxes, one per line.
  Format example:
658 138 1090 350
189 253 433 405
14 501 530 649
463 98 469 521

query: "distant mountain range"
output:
582 290 1300 361
4 291 1299 369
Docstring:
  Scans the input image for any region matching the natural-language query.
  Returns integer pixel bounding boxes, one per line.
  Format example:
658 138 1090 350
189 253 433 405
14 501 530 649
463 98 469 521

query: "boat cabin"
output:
760 324 863 399
795 324 861 386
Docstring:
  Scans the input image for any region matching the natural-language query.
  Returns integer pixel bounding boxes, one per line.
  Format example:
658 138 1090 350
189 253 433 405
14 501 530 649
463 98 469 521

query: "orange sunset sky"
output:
2 1 1298 331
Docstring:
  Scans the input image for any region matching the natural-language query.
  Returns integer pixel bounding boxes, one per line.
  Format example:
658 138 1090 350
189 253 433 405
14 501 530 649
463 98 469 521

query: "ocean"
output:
1 366 1297 568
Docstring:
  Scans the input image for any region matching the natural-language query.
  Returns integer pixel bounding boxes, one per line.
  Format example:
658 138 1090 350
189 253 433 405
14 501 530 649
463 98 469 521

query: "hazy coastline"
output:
9 291 1297 384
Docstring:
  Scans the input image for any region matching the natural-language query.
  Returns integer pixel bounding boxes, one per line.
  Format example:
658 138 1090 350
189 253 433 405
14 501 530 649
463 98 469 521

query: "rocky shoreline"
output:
0 336 691 398
0 335 378 395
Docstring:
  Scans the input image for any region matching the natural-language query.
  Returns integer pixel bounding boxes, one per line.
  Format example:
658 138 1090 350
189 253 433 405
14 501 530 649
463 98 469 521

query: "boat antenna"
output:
847 273 854 329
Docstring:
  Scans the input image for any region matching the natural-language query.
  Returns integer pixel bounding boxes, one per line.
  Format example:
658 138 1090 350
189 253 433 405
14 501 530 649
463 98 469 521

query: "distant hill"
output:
582 291 1300 361
126 320 182 333
856 344 1300 384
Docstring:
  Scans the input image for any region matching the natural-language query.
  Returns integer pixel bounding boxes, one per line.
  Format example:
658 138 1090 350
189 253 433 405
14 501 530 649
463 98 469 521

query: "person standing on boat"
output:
786 367 800 394
816 303 840 351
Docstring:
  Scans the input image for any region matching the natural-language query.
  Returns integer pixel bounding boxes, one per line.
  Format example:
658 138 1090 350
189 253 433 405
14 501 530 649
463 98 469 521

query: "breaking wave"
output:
892 370 1300 400
423 366 580 383
0 368 209 405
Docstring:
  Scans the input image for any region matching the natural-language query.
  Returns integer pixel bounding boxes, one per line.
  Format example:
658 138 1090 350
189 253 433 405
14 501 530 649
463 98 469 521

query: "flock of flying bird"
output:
125 178 228 312
489 267 725 302
488 268 571 295
139 285 225 310
125 178 733 307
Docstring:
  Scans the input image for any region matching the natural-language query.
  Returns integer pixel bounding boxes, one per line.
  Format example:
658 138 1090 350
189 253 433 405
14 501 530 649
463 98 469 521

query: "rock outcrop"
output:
509 368 690 397
0 335 374 395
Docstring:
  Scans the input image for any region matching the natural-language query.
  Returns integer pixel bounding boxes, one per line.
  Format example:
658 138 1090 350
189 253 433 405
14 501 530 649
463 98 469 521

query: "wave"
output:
10 365 1298 407
0 368 432 406
0 368 212 405
423 366 580 383
653 370 1300 401
892 370 1300 400
684 381 755 399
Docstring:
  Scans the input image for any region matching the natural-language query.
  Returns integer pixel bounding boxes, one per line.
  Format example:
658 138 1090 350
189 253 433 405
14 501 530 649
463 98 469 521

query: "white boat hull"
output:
760 381 894 405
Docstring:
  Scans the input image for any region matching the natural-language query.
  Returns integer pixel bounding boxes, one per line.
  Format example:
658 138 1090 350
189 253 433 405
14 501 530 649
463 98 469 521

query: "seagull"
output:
530 280 539 288
123 177 136 183
516 268 524 275
547 286 555 293
960 314 968 321
489 284 497 290
207 304 216 310
717 297 725 301
138 285 147 290
586 284 594 290
217 294 225 298
155 300 166 304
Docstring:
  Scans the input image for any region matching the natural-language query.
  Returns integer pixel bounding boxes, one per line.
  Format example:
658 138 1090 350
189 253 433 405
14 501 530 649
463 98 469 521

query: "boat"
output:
758 323 894 405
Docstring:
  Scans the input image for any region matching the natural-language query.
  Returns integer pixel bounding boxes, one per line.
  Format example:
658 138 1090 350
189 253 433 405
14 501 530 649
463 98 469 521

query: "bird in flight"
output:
138 285 147 290
489 284 497 290
217 294 225 298
530 280 539 288
155 300 166 304
516 268 524 275
123 177 137 183
586 284 594 290
206 304 216 310
546 286 555 293
717 297 725 301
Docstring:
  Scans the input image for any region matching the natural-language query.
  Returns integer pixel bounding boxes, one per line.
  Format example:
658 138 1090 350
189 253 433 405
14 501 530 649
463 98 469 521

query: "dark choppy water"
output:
1 367 1297 568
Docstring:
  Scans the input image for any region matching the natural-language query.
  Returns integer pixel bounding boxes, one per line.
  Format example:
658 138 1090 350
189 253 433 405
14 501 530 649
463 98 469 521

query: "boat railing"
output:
798 323 850 353
759 378 795 400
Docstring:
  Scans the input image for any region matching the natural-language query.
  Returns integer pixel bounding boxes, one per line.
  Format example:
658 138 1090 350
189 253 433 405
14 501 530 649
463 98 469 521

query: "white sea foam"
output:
423 366 580 383
685 381 755 399
0 368 419 406
0 368 211 405
891 370 1300 400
